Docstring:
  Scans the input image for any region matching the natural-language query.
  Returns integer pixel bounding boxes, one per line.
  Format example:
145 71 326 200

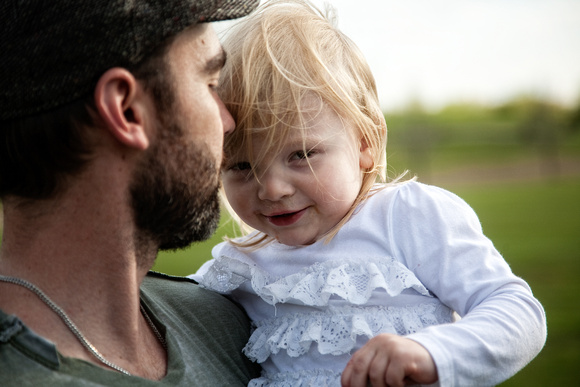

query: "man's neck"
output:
0 189 165 378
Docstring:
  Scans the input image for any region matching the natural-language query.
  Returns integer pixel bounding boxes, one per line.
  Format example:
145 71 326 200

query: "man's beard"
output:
130 119 221 252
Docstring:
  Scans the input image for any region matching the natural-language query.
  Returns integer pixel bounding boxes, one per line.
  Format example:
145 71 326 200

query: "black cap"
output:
0 0 259 121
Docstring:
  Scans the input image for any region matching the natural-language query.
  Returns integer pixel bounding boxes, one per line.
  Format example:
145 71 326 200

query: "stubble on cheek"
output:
130 122 222 253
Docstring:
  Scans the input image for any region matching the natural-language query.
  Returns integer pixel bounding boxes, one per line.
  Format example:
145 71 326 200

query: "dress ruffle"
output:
245 303 453 362
199 255 432 306
249 368 341 387
197 256 251 293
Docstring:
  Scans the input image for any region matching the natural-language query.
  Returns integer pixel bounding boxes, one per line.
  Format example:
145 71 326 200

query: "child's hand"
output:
341 334 438 387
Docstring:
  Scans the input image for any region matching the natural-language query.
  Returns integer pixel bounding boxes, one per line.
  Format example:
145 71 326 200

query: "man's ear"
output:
359 137 374 169
94 68 150 150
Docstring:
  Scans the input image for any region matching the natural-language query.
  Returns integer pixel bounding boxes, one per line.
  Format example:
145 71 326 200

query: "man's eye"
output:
209 78 220 91
230 161 251 171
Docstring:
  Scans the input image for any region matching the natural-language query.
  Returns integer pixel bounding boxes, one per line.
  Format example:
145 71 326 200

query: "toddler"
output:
191 1 547 386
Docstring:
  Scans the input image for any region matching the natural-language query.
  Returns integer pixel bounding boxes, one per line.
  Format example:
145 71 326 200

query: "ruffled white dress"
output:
191 182 546 387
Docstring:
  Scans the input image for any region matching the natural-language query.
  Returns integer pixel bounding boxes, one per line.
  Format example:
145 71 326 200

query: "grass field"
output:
154 174 580 386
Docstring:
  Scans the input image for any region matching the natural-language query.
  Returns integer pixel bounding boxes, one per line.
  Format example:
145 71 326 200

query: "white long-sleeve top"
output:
191 181 546 386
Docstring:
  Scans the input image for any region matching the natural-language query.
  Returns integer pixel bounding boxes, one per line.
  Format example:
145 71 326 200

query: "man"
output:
0 0 260 385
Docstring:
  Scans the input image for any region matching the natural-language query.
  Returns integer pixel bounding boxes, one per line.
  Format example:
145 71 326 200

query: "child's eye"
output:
290 150 315 161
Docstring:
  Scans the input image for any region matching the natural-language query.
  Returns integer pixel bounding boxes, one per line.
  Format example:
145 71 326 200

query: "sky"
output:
216 0 580 112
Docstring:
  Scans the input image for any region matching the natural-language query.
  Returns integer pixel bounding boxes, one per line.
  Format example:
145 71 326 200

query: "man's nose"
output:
217 96 235 135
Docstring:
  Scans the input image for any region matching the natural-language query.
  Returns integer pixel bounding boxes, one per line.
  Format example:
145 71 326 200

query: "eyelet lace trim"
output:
248 368 341 387
199 255 431 306
244 303 453 362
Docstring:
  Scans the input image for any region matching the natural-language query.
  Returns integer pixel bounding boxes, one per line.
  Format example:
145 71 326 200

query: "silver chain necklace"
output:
0 274 167 376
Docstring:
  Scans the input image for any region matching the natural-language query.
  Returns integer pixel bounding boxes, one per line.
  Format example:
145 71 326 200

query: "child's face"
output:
222 105 373 246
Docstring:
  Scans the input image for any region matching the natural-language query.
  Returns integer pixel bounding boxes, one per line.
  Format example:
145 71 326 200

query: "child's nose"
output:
257 169 294 202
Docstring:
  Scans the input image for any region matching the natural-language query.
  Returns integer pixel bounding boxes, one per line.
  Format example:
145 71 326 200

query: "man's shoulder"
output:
143 271 229 302
141 271 248 322
143 270 199 290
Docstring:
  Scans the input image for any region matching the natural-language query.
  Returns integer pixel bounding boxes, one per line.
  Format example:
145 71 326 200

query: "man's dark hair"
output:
0 0 260 200
0 42 174 201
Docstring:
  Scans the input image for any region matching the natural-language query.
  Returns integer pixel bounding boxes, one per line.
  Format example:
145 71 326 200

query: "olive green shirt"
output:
0 272 260 386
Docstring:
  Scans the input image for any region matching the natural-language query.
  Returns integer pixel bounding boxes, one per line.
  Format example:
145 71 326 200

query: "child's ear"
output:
359 137 374 169
94 68 150 150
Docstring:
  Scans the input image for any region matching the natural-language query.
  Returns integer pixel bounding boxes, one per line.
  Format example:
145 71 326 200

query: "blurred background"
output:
159 0 578 385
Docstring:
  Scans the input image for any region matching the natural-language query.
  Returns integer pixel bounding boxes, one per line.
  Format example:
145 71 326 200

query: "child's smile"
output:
264 208 308 227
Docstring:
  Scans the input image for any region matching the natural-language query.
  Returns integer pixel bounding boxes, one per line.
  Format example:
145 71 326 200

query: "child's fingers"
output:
340 362 354 387
342 334 438 387
367 350 390 387
384 357 410 387
341 345 376 387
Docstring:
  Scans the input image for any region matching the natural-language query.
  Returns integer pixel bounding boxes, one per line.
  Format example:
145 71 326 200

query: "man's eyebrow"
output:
204 49 227 74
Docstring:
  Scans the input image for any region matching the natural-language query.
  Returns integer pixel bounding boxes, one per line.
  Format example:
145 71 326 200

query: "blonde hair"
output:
219 0 394 247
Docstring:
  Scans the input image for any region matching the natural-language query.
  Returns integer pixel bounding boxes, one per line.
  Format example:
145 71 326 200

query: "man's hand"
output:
341 334 438 387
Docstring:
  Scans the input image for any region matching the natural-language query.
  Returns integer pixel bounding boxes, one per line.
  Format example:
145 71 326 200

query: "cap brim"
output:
200 0 259 23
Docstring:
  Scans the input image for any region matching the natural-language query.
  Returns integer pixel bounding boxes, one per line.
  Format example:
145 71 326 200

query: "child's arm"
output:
342 182 546 386
341 334 437 387
388 183 546 386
